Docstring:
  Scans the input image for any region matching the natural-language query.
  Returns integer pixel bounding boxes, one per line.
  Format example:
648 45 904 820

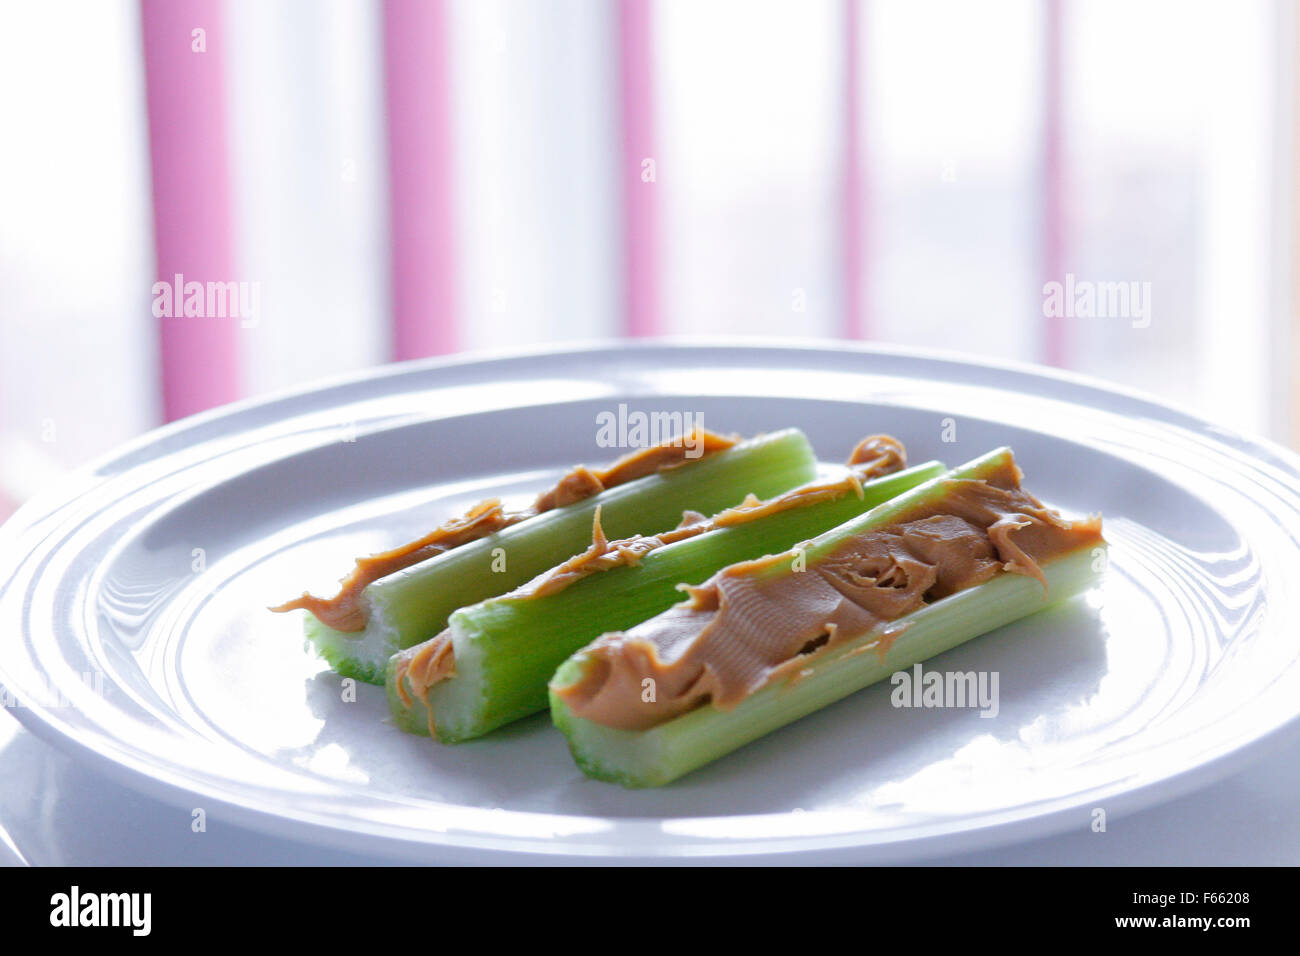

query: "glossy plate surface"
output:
2 342 1298 863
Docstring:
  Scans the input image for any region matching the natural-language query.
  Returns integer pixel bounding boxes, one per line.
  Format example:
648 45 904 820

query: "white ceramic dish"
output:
2 342 1298 864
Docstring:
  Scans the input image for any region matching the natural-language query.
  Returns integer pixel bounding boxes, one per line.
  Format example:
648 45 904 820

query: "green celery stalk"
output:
548 448 1106 787
388 460 946 742
302 428 817 684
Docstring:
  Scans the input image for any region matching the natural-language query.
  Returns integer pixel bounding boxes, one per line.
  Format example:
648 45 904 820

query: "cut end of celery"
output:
385 619 506 744
427 619 517 744
305 611 397 687
550 656 673 788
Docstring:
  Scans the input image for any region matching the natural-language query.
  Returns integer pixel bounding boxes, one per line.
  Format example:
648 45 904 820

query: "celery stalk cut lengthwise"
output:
300 429 817 684
548 448 1106 788
388 456 946 742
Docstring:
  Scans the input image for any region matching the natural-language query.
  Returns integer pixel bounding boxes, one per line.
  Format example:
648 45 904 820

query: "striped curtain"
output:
0 0 1290 521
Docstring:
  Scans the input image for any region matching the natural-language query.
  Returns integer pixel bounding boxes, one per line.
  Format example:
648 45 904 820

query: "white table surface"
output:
3 706 1297 866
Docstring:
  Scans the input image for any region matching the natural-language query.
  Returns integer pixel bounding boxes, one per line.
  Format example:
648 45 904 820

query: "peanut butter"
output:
555 455 1103 730
392 630 456 735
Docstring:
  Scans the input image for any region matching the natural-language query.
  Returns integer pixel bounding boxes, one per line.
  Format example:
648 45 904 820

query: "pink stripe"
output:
617 0 659 337
141 0 241 421
383 0 457 359
1042 0 1067 367
842 0 866 339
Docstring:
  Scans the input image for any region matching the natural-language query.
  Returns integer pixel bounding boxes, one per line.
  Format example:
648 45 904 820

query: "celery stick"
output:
548 449 1106 787
302 429 817 684
388 460 946 742
550 546 1101 788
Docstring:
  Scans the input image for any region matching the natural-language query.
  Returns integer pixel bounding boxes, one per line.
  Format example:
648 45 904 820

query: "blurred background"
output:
1 0 1296 523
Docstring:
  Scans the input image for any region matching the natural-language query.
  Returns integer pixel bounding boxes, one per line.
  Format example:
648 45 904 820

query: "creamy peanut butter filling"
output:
392 632 456 735
554 455 1103 731
389 435 909 729
270 428 738 631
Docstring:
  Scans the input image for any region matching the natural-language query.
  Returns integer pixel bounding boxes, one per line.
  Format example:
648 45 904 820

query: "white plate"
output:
2 341 1298 864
